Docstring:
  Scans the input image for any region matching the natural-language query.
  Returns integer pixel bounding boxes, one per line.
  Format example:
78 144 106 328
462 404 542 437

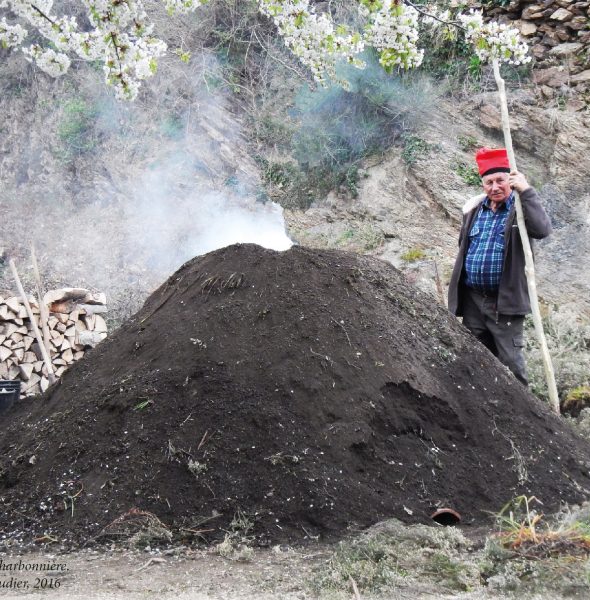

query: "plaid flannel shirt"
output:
464 194 514 292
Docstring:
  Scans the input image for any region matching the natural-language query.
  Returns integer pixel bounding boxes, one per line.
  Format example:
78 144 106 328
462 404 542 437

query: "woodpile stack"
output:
478 0 590 102
0 288 107 397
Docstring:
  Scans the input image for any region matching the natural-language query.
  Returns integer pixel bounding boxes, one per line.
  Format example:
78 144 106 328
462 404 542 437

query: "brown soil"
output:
1 244 589 549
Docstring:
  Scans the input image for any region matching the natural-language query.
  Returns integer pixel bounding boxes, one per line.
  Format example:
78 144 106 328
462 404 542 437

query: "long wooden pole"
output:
492 60 560 415
9 259 56 386
30 244 52 358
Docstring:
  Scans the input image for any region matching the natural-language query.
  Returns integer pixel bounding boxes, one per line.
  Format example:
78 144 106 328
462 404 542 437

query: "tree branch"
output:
110 33 123 75
403 0 467 32
30 3 58 27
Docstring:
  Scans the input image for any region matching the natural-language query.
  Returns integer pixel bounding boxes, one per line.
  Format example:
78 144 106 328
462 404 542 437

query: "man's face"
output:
482 172 511 202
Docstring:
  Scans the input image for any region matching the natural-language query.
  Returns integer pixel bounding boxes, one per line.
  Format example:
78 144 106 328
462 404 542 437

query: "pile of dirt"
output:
1 244 589 548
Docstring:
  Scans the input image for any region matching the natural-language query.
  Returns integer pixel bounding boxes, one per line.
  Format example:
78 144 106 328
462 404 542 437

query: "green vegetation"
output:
401 134 433 165
454 160 482 186
311 520 475 595
311 507 590 597
419 26 480 90
335 224 384 251
258 158 300 188
401 247 427 262
282 62 418 205
217 27 438 208
414 4 532 99
133 399 153 411
481 497 590 594
253 115 295 147
525 309 590 406
458 134 479 152
422 552 473 592
215 510 255 561
563 385 590 415
57 98 99 160
312 534 407 593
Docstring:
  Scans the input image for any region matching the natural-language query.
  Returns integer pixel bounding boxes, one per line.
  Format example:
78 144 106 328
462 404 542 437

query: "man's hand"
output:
509 171 531 193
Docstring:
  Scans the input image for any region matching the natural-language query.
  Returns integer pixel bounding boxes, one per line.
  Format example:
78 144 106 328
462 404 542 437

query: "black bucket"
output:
0 380 21 413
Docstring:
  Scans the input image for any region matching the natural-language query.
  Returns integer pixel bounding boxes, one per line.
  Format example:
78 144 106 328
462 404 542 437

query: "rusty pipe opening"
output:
430 508 461 526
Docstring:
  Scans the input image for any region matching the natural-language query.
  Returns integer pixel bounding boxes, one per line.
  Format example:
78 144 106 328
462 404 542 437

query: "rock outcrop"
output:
480 0 590 101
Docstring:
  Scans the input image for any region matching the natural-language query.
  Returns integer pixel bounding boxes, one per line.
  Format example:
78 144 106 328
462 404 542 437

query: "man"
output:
448 147 552 385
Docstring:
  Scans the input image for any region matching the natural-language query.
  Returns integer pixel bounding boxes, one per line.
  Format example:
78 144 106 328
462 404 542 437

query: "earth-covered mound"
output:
1 244 589 547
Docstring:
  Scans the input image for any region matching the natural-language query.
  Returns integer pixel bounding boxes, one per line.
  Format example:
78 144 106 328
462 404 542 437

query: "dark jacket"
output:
448 187 552 317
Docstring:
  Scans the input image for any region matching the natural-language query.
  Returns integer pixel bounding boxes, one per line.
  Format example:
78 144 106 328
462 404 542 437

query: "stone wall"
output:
479 0 589 97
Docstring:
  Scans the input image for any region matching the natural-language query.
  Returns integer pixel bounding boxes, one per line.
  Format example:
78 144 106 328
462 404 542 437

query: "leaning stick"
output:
9 259 56 385
349 576 362 600
30 243 52 358
492 60 559 415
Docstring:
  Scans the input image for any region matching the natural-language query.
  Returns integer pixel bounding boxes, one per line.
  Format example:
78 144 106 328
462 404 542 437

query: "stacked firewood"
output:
0 288 107 397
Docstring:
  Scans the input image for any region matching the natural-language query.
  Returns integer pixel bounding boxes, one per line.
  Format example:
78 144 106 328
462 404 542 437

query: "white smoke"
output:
124 145 292 277
0 50 293 322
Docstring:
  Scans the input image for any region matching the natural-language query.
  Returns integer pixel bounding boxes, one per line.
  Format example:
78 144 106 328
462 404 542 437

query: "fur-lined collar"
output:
462 194 486 215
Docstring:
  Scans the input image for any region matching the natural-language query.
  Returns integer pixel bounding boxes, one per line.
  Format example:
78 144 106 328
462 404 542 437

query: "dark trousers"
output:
462 288 528 386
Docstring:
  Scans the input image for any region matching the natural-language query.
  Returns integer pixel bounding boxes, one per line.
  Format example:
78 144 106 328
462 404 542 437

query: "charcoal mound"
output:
1 244 589 547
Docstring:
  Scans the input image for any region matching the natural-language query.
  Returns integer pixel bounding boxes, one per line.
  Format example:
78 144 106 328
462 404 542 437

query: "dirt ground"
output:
0 546 322 600
0 542 573 600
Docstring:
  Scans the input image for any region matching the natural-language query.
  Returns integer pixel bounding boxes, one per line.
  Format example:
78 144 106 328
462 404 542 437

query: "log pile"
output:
0 288 107 397
478 0 590 101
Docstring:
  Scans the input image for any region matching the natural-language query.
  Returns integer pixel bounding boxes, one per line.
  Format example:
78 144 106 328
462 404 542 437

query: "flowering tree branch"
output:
29 3 56 25
0 0 531 100
403 0 465 32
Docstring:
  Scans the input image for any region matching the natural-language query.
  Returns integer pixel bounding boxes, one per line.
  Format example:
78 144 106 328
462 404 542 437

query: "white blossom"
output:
258 0 365 86
0 17 26 47
363 0 424 70
0 0 531 99
24 44 71 76
162 0 208 15
458 10 531 65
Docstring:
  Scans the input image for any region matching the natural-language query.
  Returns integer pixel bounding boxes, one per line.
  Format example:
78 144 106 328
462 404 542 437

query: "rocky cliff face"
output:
287 90 590 317
481 0 590 103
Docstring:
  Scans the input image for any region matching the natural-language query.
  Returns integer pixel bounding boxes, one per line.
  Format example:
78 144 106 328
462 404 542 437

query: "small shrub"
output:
401 135 432 165
467 55 483 79
562 385 590 416
343 164 362 198
335 224 384 252
458 134 479 152
312 534 406 593
260 160 300 188
454 161 482 186
401 247 426 262
214 510 255 561
57 98 99 159
422 552 473 591
525 308 590 405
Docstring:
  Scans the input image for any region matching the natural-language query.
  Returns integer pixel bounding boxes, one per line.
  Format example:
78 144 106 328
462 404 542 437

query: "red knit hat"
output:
475 147 510 177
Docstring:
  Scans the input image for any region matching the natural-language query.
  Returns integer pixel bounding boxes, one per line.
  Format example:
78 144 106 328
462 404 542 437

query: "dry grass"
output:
96 507 173 548
493 496 590 559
